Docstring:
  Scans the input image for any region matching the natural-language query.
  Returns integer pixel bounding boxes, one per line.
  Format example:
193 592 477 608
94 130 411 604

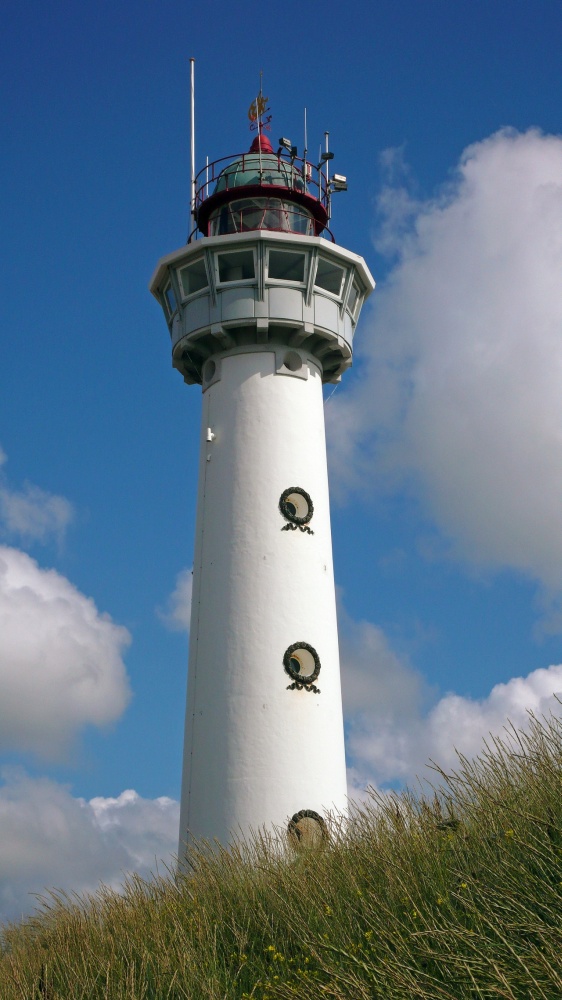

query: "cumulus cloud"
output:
338 600 429 721
159 567 193 632
328 129 562 606
341 609 562 793
0 769 179 925
0 546 131 759
0 447 73 545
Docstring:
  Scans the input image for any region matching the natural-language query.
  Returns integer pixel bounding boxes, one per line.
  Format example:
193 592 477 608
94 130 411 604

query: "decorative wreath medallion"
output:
288 809 327 845
284 641 321 693
279 487 314 534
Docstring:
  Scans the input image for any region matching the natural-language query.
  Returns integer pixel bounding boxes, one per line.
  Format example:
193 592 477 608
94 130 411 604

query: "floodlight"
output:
330 174 348 192
317 150 335 170
279 137 293 151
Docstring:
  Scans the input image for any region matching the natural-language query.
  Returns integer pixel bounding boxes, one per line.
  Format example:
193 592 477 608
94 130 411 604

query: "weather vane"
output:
248 70 272 132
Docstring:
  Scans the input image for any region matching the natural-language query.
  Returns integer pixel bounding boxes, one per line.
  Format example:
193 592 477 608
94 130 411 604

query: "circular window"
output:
279 487 313 525
284 642 320 685
203 359 216 383
283 351 303 372
288 809 326 848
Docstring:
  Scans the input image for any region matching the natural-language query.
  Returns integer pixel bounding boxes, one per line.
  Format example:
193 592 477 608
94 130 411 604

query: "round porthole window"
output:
284 642 320 686
203 359 216 383
288 809 326 849
283 350 303 372
279 487 313 525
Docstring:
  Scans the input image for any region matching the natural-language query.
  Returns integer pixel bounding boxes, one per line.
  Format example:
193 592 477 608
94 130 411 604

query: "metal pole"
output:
190 58 196 236
324 131 330 219
257 86 263 179
303 107 308 193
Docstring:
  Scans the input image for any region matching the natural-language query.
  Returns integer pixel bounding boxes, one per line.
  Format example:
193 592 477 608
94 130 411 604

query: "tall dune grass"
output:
2 713 562 998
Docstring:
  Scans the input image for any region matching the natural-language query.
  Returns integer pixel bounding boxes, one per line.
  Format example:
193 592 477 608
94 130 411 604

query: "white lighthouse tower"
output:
150 90 374 858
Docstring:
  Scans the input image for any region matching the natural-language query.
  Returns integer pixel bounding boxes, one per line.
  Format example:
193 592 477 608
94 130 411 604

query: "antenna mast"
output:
258 70 263 177
324 131 330 219
190 58 196 237
303 108 308 192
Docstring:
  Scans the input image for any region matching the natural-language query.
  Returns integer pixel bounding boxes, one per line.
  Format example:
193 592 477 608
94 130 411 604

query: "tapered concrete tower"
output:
150 93 374 858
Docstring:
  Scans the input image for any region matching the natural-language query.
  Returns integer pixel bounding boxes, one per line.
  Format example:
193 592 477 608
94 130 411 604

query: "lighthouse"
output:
150 89 374 858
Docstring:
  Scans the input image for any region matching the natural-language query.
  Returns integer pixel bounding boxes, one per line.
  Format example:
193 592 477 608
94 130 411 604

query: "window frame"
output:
215 247 257 286
313 255 346 300
346 277 363 320
162 279 177 318
178 256 210 300
266 247 308 286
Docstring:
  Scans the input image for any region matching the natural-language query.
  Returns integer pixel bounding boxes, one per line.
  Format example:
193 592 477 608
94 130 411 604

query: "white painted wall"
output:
179 348 347 853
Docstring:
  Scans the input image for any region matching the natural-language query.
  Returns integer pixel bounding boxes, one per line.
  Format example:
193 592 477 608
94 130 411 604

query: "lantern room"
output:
193 133 331 239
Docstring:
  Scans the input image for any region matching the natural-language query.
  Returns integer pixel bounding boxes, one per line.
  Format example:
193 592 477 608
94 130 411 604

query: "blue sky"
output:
2 0 562 921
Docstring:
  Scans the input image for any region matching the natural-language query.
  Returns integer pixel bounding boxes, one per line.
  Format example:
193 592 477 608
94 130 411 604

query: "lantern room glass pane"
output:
217 250 255 282
179 258 208 297
315 257 344 296
268 250 306 282
209 197 314 236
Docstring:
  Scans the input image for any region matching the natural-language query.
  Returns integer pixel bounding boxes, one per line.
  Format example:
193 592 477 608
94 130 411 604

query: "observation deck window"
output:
347 279 361 317
315 257 345 297
179 257 208 298
216 249 255 283
267 249 306 283
163 281 177 317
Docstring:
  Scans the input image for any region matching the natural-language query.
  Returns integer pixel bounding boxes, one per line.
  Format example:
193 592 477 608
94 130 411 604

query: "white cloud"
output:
89 789 179 869
0 485 73 545
159 567 193 632
0 447 73 545
338 599 428 720
0 769 179 925
329 129 562 606
341 608 562 792
0 546 131 759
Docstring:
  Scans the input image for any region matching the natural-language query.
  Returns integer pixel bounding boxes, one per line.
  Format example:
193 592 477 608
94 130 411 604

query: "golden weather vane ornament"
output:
248 71 272 132
248 93 268 121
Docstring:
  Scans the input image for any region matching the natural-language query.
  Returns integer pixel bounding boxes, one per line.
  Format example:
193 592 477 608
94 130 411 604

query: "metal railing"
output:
193 150 329 212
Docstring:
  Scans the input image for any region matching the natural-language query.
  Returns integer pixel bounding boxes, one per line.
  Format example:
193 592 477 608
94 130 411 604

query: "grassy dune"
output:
2 713 562 999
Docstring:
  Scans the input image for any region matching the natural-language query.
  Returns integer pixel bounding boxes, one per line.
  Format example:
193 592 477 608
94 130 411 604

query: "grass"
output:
2 712 562 998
